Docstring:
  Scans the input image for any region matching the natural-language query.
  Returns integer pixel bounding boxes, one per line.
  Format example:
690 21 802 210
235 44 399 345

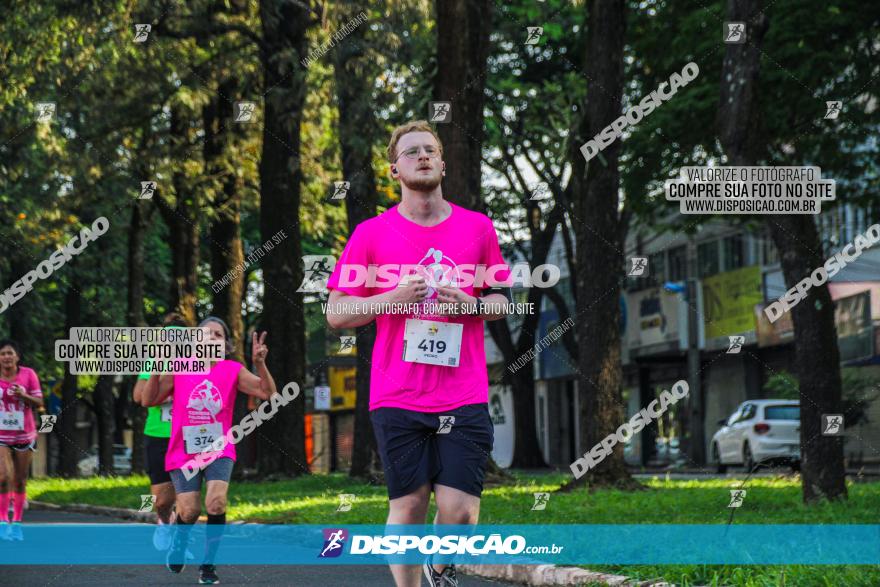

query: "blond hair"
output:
387 120 443 163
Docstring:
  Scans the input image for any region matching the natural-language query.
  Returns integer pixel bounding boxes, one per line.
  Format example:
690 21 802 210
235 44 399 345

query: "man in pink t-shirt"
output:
325 120 511 587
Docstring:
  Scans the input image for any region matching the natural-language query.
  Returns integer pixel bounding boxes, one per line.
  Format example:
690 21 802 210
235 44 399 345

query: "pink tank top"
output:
165 360 243 471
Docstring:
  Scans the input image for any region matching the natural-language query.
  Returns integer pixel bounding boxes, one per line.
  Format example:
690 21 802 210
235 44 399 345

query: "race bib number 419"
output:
402 319 463 367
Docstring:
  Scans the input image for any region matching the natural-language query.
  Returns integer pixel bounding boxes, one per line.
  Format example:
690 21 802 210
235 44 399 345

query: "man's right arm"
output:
325 277 428 329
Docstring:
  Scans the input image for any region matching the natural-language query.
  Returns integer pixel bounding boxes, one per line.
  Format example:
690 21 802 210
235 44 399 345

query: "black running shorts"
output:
370 403 494 500
144 435 171 485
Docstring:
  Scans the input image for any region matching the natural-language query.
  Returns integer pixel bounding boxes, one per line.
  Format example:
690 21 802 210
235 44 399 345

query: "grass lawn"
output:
28 471 880 586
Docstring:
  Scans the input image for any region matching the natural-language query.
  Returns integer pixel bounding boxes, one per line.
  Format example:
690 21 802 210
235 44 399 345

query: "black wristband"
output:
482 286 513 303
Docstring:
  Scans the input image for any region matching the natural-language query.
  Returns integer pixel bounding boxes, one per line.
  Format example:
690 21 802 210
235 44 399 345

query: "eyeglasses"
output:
395 145 442 161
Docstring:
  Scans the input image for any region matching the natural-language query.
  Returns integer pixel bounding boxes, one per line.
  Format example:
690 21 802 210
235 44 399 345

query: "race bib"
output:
402 319 463 367
0 410 25 431
160 403 173 423
182 422 223 455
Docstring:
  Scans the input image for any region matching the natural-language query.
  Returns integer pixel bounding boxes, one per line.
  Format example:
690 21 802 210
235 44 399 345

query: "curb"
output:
29 500 248 524
30 500 158 523
459 563 676 586
28 501 685 586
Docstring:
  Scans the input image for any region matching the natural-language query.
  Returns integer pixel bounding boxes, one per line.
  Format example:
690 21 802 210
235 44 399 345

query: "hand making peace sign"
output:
251 331 269 366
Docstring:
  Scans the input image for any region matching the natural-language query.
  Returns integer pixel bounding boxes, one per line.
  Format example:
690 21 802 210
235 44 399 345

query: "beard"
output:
400 169 443 192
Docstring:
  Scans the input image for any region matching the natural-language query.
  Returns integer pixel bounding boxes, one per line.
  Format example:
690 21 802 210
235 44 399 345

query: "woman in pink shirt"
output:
140 317 279 585
0 339 44 541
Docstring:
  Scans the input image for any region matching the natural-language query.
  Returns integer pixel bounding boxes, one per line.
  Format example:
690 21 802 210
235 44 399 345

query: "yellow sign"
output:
702 265 762 339
328 366 357 411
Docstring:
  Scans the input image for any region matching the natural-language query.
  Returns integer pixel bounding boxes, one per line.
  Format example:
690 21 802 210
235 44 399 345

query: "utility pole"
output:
686 237 705 465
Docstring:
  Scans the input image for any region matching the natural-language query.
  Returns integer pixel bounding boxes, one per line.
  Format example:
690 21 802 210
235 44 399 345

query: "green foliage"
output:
763 368 880 425
763 371 800 400
625 0 880 231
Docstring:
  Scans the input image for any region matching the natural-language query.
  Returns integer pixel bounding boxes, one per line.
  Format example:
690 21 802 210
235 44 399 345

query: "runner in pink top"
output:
0 366 41 446
327 200 511 413
324 120 513 587
140 317 283 584
164 359 243 471
0 339 44 541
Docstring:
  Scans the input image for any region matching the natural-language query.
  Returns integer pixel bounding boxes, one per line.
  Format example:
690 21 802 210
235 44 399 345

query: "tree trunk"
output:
502 358 546 468
333 0 380 480
638 365 657 465
58 271 81 478
769 216 846 502
205 79 246 362
561 0 637 492
127 198 149 473
256 0 310 477
434 0 493 212
94 374 115 476
434 0 549 469
486 204 565 469
156 104 200 325
716 0 846 503
205 78 251 472
5 253 34 352
113 377 128 445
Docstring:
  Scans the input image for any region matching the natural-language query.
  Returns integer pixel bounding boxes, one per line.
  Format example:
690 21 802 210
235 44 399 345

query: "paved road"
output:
3 510 520 587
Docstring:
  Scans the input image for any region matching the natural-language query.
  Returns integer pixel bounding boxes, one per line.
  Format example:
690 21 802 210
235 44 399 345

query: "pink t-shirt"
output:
165 360 244 471
327 202 510 412
0 367 42 445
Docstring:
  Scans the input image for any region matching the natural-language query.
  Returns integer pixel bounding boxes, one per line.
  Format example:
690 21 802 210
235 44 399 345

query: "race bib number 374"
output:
402 319 463 367
182 422 223 455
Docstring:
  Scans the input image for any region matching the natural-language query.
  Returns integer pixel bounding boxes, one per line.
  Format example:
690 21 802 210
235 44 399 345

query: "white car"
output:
77 444 132 477
711 400 800 473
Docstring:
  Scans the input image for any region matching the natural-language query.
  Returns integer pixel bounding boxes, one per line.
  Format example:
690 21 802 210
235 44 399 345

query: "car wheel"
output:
713 443 727 474
743 442 756 473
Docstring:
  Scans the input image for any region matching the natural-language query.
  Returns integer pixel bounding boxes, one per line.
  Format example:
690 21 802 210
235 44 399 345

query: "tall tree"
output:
625 0 879 491
256 0 316 476
434 0 544 470
716 0 846 502
57 270 81 478
332 2 380 479
94 374 116 475
434 0 493 212
481 1 588 469
205 79 247 362
156 104 201 326
127 183 151 473
562 0 637 490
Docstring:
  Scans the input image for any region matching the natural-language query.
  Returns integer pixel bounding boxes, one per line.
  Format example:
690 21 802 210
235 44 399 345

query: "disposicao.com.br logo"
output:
319 529 563 557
